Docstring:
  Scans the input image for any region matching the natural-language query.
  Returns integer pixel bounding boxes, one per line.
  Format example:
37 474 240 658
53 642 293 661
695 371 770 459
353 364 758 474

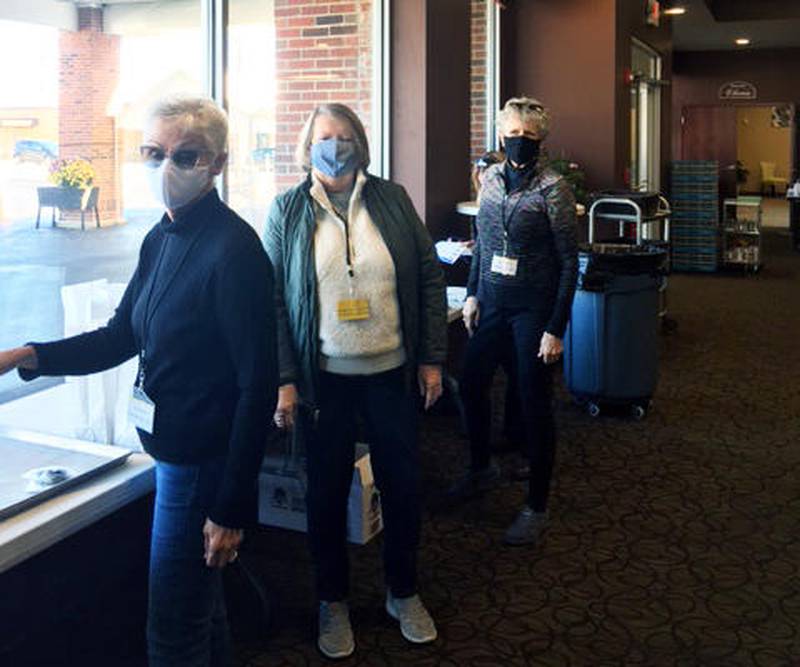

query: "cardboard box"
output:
258 443 383 545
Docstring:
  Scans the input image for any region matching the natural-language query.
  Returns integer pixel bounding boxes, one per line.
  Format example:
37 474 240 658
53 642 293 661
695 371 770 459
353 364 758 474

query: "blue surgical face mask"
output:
310 138 360 178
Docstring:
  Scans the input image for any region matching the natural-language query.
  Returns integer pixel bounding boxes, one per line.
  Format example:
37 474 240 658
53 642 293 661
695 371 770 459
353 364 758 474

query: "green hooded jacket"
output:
262 173 447 409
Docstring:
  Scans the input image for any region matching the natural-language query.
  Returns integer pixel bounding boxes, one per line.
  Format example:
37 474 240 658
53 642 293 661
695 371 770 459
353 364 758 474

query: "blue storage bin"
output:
563 247 665 418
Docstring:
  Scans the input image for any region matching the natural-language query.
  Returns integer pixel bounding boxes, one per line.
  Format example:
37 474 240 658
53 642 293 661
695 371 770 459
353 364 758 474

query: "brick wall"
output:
470 0 489 167
274 0 373 192
59 7 121 224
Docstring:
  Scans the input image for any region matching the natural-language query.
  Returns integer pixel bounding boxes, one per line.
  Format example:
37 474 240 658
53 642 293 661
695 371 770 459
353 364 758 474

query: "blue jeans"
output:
147 458 230 667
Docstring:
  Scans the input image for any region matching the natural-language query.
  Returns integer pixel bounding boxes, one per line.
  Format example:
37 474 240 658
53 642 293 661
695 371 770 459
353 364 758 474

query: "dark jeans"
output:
148 457 230 667
460 302 556 512
306 367 421 601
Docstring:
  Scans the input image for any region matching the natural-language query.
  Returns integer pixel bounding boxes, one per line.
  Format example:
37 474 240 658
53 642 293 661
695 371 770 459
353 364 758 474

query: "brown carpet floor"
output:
234 229 800 667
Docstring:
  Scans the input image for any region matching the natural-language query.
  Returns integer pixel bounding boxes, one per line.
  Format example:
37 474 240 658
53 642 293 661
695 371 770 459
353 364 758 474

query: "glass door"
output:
630 39 662 193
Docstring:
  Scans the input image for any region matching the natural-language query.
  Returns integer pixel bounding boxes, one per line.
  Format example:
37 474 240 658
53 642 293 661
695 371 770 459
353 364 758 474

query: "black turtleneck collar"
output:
159 188 221 234
503 160 537 194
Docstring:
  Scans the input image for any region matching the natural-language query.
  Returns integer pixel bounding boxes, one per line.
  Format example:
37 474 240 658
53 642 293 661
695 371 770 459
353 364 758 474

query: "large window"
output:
0 0 386 444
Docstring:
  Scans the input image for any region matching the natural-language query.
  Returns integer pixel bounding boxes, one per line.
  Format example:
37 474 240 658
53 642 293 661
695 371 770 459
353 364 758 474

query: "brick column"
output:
59 6 121 226
274 0 373 193
470 0 488 166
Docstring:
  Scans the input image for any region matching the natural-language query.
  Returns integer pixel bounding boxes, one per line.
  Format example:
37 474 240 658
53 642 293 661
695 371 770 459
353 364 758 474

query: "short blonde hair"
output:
496 96 550 139
295 103 370 172
145 95 228 155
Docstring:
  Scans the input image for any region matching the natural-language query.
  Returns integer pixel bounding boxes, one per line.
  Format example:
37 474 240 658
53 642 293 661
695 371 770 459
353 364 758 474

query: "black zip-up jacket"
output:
467 161 579 337
19 189 278 528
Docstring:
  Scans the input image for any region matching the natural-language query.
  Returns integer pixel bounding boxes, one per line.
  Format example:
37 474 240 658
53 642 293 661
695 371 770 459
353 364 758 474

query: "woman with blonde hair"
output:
263 103 446 659
450 96 578 546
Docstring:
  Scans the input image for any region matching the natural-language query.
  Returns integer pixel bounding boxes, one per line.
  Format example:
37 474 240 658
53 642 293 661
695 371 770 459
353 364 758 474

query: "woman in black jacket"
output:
451 96 578 546
0 96 278 667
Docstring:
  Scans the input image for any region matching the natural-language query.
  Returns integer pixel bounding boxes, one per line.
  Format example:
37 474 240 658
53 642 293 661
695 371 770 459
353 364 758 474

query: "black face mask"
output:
503 135 541 168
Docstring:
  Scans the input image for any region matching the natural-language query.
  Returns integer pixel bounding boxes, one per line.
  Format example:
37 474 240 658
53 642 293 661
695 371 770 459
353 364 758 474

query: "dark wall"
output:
672 48 800 177
426 0 471 239
391 0 470 240
504 0 671 190
504 0 618 188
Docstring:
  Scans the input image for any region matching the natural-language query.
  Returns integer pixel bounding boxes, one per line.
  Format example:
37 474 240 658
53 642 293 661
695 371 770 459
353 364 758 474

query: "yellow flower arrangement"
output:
49 158 96 189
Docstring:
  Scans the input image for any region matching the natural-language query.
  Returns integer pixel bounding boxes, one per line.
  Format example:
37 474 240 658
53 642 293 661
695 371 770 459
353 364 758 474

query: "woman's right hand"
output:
0 347 37 376
274 383 298 430
462 296 480 337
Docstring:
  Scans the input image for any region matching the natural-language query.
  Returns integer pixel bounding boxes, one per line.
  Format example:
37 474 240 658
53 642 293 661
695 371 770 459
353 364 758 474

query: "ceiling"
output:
671 0 800 51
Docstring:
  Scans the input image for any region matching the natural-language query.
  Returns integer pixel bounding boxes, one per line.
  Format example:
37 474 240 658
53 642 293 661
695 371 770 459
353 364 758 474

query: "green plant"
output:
547 155 589 205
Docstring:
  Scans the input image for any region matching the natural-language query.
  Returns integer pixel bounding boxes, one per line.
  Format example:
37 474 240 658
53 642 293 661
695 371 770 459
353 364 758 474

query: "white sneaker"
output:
318 601 354 659
385 592 438 644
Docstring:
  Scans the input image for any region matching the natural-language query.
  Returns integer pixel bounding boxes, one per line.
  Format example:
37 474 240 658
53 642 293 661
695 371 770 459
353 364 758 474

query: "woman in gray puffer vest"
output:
451 97 578 546
262 103 446 659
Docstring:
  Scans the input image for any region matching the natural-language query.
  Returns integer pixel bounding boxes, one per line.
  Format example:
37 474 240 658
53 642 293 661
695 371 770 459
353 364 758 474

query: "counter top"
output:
0 428 154 574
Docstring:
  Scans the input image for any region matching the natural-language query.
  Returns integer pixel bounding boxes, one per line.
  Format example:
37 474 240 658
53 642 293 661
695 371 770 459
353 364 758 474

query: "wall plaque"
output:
719 81 757 101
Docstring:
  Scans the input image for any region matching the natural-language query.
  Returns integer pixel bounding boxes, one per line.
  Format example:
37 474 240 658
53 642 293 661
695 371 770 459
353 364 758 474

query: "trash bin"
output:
563 243 667 419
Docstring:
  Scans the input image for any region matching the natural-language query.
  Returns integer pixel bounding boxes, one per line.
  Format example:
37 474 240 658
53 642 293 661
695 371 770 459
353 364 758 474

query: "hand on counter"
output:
0 347 38 376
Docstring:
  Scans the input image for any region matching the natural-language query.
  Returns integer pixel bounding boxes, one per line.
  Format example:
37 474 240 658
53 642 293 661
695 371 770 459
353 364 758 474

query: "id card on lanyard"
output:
491 193 522 277
331 205 371 322
127 231 202 435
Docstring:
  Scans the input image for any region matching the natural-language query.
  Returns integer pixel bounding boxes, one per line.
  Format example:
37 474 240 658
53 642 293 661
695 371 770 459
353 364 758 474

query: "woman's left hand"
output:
538 333 563 365
203 518 243 568
417 364 443 410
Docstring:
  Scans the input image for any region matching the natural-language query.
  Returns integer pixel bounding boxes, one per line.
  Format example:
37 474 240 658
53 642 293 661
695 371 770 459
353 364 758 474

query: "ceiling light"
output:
664 7 687 15
735 38 751 45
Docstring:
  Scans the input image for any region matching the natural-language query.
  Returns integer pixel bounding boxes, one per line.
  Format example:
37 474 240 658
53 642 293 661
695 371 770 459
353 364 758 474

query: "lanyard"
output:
500 192 524 256
330 207 356 280
137 239 168 388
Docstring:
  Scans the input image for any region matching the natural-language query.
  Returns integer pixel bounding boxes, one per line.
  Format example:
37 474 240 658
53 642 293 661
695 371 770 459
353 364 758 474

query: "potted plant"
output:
547 156 589 205
37 158 100 229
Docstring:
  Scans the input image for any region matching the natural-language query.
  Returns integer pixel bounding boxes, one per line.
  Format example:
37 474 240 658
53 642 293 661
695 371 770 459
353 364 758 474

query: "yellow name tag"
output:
337 298 370 321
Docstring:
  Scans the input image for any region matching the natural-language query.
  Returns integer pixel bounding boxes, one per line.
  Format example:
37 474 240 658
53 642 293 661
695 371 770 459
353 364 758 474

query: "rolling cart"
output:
588 194 671 325
564 197 669 420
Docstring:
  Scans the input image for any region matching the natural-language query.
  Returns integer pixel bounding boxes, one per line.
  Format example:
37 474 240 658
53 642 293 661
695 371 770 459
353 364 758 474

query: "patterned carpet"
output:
234 230 800 667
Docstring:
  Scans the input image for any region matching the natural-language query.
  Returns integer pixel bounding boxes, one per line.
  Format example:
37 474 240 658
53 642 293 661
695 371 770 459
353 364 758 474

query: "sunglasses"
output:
508 101 544 112
139 145 209 170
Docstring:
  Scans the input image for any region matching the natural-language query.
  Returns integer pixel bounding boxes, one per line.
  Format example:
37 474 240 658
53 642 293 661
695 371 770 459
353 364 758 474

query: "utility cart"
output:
588 194 672 325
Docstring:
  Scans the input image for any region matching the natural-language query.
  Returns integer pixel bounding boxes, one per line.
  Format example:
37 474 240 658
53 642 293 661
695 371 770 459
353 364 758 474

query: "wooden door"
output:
681 105 738 199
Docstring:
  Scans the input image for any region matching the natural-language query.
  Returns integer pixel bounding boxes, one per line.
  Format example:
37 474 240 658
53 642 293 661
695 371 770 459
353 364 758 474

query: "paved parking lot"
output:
0 213 153 403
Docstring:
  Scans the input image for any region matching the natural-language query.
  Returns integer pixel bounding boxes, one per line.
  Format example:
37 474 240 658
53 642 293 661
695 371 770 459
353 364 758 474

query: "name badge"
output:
129 386 156 434
491 254 519 277
337 298 370 321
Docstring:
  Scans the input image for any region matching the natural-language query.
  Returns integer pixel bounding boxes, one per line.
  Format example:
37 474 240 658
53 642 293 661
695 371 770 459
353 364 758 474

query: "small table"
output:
36 186 101 231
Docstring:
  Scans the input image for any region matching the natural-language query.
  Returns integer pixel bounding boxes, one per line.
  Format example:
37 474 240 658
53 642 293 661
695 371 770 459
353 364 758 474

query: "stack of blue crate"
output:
670 161 720 272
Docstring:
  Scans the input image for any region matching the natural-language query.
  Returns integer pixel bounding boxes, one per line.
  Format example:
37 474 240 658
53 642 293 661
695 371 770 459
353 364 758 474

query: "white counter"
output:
0 429 154 574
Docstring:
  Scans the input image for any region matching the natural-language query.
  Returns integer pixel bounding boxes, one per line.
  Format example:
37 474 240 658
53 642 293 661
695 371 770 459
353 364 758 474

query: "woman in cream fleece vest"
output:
263 103 447 659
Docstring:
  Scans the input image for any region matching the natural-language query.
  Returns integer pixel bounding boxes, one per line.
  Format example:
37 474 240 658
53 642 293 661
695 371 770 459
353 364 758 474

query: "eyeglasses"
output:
139 145 209 170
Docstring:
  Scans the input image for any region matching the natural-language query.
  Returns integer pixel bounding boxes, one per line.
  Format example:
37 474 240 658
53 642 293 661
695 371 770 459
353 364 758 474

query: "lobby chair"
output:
760 162 788 196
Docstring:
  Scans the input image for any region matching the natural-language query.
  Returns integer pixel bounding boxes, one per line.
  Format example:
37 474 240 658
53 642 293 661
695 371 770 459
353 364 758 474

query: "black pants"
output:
306 367 420 602
460 303 556 512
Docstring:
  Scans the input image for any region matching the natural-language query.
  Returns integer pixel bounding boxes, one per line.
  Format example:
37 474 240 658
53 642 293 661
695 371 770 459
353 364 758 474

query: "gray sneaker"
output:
318 601 354 659
385 592 438 644
504 506 548 546
445 461 501 500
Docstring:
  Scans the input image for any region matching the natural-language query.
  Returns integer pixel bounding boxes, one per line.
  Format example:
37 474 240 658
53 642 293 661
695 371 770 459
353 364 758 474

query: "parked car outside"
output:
13 140 58 163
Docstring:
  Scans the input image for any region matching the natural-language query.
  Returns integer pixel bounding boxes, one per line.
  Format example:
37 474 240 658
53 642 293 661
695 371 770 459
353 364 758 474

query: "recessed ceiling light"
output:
664 7 687 15
735 38 751 46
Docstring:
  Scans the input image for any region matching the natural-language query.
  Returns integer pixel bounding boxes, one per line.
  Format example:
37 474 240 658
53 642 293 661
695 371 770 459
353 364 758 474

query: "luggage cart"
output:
588 194 671 327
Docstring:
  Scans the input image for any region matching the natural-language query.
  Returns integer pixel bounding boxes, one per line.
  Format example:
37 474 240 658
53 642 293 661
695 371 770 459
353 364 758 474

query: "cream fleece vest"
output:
311 171 406 375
